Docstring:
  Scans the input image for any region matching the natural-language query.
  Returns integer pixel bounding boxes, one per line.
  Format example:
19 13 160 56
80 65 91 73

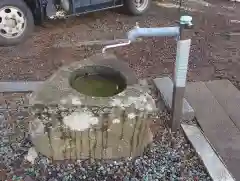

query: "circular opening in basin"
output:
69 66 127 97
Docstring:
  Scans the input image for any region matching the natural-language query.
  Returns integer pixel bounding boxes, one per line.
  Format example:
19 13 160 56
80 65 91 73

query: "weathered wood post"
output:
170 16 193 131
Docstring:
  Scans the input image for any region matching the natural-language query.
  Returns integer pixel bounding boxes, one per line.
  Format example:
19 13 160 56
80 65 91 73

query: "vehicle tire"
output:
124 0 151 16
0 0 34 46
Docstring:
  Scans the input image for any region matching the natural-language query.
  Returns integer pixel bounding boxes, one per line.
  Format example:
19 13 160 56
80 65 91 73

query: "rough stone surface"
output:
29 54 157 160
153 76 195 121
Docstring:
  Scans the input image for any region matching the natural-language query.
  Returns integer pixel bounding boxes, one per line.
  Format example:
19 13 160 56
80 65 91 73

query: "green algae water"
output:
71 74 124 97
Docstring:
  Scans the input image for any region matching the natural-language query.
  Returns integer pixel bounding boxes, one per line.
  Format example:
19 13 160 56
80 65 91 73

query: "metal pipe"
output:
102 40 131 53
127 27 180 41
100 15 193 132
101 26 181 54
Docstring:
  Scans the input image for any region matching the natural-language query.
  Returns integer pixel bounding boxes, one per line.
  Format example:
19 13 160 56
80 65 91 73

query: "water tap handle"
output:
180 15 193 29
135 22 140 28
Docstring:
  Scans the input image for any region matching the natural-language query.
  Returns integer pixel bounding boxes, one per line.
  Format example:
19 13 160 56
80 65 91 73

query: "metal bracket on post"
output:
170 15 193 131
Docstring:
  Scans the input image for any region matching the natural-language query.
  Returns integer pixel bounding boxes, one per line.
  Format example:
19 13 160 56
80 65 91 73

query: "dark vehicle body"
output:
0 0 151 46
32 0 133 22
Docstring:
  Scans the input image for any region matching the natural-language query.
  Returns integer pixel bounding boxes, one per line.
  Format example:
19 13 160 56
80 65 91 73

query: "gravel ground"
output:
0 0 240 180
0 0 240 89
0 94 211 181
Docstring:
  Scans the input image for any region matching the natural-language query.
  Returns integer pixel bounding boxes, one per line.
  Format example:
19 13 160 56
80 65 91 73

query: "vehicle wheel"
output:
124 0 151 15
0 0 34 46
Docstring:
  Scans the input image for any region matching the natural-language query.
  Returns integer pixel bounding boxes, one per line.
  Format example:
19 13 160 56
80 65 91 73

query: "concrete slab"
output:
206 80 240 130
185 82 240 180
0 81 44 93
181 124 235 181
153 76 194 121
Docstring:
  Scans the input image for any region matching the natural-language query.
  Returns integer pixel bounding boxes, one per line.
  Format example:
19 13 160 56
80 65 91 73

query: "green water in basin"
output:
71 74 125 97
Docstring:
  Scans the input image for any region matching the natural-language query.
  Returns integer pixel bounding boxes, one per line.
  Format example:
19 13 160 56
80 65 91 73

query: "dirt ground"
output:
0 0 240 89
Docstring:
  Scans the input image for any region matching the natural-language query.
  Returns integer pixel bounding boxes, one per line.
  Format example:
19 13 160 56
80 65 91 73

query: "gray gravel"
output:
0 94 212 181
0 1 239 180
0 0 240 91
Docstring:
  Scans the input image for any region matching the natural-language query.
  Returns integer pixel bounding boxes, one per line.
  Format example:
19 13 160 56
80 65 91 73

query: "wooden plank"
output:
185 82 240 180
153 76 194 121
206 80 240 130
181 124 235 181
0 81 44 93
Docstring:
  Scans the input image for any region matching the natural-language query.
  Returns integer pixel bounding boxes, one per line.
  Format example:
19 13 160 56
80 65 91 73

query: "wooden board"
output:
185 82 240 180
206 80 240 130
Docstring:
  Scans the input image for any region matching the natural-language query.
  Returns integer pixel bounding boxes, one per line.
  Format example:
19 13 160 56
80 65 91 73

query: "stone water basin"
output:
28 53 157 161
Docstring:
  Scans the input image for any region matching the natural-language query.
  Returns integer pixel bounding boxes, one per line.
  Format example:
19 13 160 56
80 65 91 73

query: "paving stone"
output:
182 124 235 181
185 81 240 180
153 76 195 121
206 79 240 131
0 81 44 93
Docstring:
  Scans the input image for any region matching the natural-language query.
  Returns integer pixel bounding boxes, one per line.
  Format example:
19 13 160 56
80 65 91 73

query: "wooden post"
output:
170 37 191 131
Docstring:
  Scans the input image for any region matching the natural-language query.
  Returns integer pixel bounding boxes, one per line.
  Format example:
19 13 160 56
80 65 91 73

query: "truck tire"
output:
0 0 34 46
124 0 151 16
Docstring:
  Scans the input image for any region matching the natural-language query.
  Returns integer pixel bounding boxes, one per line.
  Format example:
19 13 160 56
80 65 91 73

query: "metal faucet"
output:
127 15 193 41
102 15 193 132
127 26 180 41
102 15 193 53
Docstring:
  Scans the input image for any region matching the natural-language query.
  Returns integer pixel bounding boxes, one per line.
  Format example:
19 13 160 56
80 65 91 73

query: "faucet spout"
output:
127 27 180 41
